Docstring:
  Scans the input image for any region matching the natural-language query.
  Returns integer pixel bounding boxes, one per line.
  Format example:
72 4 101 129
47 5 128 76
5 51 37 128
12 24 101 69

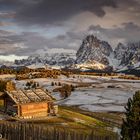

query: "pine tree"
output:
51 82 54 86
58 82 61 86
121 91 140 140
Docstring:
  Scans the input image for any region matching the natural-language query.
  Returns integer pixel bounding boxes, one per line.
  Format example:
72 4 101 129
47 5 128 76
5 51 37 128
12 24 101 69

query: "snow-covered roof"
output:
5 88 54 104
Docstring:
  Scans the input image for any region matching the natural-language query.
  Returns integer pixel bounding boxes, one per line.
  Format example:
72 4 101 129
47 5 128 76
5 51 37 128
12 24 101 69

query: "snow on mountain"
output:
120 42 140 66
76 35 113 66
74 60 106 71
14 35 140 72
134 62 140 68
76 35 140 71
114 43 127 61
115 42 140 71
15 49 76 68
26 63 47 69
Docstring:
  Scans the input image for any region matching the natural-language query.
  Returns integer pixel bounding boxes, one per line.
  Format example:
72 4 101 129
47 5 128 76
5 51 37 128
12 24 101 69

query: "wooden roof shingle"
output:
6 88 54 104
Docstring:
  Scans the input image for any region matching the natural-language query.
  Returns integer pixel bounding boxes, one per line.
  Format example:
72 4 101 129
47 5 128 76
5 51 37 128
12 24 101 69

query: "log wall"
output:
20 102 49 118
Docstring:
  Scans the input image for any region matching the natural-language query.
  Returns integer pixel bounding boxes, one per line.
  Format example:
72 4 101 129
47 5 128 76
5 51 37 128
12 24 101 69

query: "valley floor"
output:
15 74 140 112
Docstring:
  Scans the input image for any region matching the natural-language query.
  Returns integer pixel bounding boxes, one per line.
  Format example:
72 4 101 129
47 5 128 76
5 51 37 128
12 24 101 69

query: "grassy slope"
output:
25 106 118 136
0 106 120 139
60 106 124 127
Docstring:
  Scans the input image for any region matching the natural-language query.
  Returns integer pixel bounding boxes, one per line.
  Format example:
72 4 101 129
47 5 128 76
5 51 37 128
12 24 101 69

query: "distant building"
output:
0 88 58 119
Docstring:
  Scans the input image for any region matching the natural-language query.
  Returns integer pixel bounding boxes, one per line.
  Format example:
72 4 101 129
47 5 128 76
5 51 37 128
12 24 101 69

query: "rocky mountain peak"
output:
76 35 113 65
82 35 100 48
120 42 140 66
114 43 127 60
15 52 76 67
85 35 100 42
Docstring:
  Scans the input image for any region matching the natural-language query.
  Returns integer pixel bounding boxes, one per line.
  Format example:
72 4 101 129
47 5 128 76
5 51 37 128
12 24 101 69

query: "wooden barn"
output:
0 88 58 119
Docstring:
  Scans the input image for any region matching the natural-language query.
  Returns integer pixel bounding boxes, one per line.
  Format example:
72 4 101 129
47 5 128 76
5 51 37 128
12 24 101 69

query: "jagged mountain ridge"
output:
15 52 76 68
76 35 113 65
113 42 140 71
76 35 140 70
14 35 140 71
120 42 140 67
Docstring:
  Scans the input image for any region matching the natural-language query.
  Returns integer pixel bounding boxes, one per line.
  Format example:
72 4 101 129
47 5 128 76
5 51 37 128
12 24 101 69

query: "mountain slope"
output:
76 35 113 66
15 51 76 68
114 42 140 71
73 60 106 71
76 35 140 71
120 42 140 66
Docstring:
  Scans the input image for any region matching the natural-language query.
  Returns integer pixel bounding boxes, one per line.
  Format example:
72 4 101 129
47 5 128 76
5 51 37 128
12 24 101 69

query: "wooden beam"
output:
32 89 42 101
17 105 21 117
40 88 53 100
4 90 18 104
20 89 33 102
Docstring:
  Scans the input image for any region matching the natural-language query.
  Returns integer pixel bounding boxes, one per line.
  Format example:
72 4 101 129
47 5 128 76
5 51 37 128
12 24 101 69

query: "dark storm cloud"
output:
0 0 18 6
0 30 81 55
19 32 79 55
66 31 87 40
7 32 50 55
0 29 53 55
0 30 24 43
9 0 118 25
0 21 12 26
0 30 14 36
0 30 26 55
13 0 140 25
0 0 139 26
0 12 15 18
88 22 140 44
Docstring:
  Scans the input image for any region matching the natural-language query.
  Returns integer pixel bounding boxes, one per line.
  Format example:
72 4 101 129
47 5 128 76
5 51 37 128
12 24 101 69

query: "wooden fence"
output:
0 121 119 140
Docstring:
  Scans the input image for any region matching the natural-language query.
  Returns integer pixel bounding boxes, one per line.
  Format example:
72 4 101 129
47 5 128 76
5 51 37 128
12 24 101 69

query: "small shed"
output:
0 88 58 119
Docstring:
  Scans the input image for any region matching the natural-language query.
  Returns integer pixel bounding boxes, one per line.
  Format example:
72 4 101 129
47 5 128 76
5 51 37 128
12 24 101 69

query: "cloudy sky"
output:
0 0 140 61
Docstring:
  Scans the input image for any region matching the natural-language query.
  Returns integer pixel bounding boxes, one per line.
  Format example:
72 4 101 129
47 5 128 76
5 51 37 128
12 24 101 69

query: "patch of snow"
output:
27 63 46 69
108 53 120 69
75 60 106 70
74 118 86 123
80 104 125 112
58 88 134 112
134 62 140 68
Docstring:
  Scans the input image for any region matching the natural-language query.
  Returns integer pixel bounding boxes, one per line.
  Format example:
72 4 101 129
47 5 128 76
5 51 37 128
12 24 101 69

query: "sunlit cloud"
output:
0 54 28 62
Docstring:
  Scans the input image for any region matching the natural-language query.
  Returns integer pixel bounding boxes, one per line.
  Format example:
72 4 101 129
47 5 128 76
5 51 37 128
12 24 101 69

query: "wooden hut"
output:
0 88 58 119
